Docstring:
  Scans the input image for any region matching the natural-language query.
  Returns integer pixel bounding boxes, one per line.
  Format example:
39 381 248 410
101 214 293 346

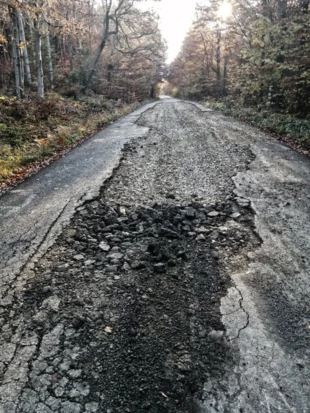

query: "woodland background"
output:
167 0 310 150
0 0 166 183
0 0 309 186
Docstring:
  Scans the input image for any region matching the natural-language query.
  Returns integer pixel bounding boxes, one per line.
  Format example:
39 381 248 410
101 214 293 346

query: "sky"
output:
140 0 197 63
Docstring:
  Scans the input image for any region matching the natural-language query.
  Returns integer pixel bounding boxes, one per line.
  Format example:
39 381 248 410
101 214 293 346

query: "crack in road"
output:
0 98 309 413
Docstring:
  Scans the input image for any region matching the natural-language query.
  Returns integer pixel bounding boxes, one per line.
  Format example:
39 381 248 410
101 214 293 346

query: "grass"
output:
204 100 310 151
0 93 142 184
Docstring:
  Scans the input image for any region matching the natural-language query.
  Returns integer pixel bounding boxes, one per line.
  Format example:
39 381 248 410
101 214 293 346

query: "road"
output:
0 97 309 412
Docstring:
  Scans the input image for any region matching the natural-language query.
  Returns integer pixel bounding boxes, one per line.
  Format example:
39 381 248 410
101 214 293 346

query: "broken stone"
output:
236 197 250 207
196 226 209 233
208 211 219 217
218 226 229 234
41 296 61 312
210 231 219 240
73 254 84 261
196 234 206 241
185 207 196 219
68 369 82 379
85 260 95 266
231 212 241 219
131 261 146 270
120 206 127 215
99 242 110 252
107 252 123 261
153 263 166 273
208 330 224 340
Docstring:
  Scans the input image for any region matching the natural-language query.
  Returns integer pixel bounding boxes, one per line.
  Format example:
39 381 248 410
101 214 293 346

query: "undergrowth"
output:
205 100 310 151
0 93 141 183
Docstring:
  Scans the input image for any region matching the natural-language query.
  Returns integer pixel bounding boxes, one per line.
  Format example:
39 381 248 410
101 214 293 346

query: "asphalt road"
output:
0 97 309 412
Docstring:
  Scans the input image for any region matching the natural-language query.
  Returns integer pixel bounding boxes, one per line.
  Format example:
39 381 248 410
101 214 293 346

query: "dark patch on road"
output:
20 197 257 412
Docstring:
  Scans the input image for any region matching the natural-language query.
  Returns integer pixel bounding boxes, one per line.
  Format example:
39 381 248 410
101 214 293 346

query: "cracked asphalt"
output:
0 97 309 412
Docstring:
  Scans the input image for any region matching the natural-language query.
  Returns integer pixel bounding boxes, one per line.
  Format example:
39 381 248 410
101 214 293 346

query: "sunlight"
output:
139 0 196 63
217 1 232 20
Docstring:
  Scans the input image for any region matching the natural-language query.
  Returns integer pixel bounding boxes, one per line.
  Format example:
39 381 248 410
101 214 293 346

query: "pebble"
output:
185 207 196 218
208 330 224 340
196 234 206 241
231 212 241 219
73 254 84 261
99 242 110 252
208 211 219 217
108 252 123 261
154 263 166 273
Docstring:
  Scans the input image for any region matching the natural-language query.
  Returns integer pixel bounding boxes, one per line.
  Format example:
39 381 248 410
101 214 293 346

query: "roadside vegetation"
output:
205 99 310 152
167 0 310 151
0 0 166 185
0 94 141 186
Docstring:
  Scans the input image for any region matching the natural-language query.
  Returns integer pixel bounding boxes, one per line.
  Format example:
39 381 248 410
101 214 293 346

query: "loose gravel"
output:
0 101 261 412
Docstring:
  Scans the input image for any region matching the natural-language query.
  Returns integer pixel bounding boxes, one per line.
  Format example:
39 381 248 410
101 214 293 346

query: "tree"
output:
168 0 310 117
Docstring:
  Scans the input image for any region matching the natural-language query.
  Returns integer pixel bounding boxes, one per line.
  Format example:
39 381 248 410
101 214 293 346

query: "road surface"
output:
0 97 309 412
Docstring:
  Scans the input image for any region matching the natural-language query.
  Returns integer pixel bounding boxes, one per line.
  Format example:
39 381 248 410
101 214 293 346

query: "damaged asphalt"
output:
0 97 309 412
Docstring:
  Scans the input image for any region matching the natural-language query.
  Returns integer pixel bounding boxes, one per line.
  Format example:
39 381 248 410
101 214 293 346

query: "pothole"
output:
17 197 260 412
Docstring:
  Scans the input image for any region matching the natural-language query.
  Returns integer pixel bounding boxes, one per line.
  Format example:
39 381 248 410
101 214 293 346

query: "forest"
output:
167 0 310 150
0 0 166 184
0 0 309 186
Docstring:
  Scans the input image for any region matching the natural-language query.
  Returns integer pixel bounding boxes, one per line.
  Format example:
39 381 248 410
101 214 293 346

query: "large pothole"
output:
16 196 260 412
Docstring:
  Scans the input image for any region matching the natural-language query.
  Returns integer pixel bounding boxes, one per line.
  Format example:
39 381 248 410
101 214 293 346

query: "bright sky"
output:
141 0 197 63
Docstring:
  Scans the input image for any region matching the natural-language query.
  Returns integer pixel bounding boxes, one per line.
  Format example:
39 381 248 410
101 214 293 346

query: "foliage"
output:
205 99 310 150
0 0 166 100
0 0 165 184
168 0 310 125
0 94 141 182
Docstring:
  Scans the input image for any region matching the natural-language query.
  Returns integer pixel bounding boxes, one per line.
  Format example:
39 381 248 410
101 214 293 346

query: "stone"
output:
108 252 123 261
236 197 250 207
210 231 219 240
211 251 219 260
99 242 110 252
68 369 82 379
196 226 209 233
154 263 166 273
218 226 229 234
196 234 206 241
131 261 146 270
231 212 241 219
208 330 224 340
41 296 61 312
185 207 196 219
73 254 84 261
120 206 127 215
85 402 100 412
208 211 219 217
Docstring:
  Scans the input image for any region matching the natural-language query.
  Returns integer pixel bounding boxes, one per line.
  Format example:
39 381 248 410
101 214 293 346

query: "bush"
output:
205 100 310 150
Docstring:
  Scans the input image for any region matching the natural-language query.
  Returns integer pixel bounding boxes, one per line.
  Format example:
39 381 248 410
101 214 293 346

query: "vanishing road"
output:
0 97 309 412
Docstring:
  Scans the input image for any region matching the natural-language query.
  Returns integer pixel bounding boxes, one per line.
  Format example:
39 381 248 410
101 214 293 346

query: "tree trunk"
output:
82 5 112 91
68 36 74 71
223 55 228 95
34 18 44 98
16 9 32 85
45 21 54 88
215 24 222 96
9 7 23 98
